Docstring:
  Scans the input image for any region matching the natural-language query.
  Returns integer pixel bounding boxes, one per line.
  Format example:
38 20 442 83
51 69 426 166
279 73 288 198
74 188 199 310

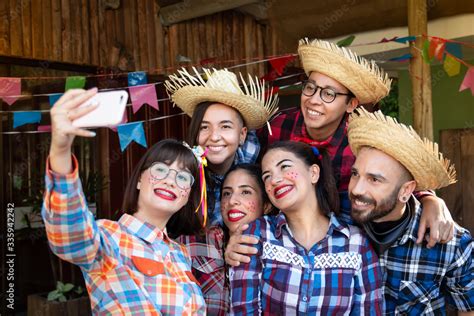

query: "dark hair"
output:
263 141 339 216
121 139 203 237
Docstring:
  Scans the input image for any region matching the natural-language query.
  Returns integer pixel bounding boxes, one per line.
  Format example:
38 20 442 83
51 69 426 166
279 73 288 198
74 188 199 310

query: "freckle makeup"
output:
287 171 299 180
248 201 256 212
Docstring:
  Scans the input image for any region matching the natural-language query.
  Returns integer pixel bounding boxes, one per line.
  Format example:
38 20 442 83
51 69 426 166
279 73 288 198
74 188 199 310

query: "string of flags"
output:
1 34 473 151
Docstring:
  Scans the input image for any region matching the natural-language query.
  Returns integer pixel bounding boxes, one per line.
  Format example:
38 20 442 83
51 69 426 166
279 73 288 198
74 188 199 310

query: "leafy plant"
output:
379 79 399 118
47 281 85 302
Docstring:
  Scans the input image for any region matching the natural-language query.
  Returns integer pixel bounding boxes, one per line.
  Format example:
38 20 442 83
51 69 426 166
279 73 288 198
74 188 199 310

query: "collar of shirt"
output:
119 213 170 244
290 111 349 151
392 196 422 246
274 211 350 240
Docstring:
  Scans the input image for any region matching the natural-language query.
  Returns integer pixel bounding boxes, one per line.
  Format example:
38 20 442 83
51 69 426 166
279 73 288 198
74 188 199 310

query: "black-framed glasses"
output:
302 81 353 103
149 162 195 190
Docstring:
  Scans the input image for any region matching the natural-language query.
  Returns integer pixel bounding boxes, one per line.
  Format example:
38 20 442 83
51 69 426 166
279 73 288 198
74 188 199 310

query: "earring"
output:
137 182 141 190
401 196 407 202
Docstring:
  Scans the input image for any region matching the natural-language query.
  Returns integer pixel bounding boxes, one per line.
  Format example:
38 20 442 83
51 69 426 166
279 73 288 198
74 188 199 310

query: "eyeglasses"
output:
149 162 195 190
302 81 353 103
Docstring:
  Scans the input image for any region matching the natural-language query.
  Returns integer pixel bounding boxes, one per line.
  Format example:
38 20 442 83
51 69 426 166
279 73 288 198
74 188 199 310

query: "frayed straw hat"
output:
348 108 456 190
164 67 279 129
298 38 392 104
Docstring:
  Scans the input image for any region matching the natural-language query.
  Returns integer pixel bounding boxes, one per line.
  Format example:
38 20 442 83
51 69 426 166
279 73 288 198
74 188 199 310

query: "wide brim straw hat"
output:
164 67 279 130
348 108 456 190
298 38 392 104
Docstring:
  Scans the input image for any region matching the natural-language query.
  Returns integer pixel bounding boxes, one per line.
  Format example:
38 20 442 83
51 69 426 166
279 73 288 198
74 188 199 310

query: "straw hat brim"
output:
348 115 455 190
171 86 271 129
298 45 390 104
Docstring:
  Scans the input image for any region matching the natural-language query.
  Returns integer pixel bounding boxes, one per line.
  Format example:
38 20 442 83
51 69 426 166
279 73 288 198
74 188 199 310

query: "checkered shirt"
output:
376 197 474 315
177 226 229 315
229 212 383 315
42 156 206 315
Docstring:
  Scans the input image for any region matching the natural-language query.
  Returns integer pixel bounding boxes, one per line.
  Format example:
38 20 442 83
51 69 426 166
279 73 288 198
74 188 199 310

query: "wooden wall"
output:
0 0 278 76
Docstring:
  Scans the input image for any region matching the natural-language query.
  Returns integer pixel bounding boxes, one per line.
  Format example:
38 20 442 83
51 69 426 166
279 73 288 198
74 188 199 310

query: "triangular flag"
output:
389 53 412 62
13 111 42 128
380 36 398 43
459 67 474 96
128 71 148 87
394 36 416 44
269 55 295 76
261 69 278 82
0 78 21 106
117 122 147 151
445 42 462 59
129 84 159 114
443 55 461 77
336 35 355 47
38 125 52 132
65 76 86 91
422 40 433 64
428 38 445 61
49 93 63 107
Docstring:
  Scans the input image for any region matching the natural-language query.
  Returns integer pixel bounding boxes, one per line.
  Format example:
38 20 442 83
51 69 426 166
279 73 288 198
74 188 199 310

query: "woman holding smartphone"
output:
42 88 206 314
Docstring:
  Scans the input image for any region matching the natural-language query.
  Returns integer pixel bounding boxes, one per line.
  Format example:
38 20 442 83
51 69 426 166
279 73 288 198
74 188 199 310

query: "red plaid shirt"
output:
258 107 354 192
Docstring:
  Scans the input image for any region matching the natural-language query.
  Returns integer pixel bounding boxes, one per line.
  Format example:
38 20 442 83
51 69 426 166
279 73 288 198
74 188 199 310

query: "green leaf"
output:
337 35 355 47
47 290 61 301
75 286 84 295
57 281 65 292
58 295 67 302
63 283 74 293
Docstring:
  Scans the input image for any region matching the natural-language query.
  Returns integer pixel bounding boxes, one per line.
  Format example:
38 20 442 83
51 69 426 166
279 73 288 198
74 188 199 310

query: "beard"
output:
350 185 400 224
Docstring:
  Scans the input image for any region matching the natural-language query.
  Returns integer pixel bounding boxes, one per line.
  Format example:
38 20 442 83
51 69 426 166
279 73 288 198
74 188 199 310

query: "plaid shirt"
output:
177 226 229 315
374 197 474 315
42 156 206 315
229 212 383 315
208 130 260 227
258 107 355 224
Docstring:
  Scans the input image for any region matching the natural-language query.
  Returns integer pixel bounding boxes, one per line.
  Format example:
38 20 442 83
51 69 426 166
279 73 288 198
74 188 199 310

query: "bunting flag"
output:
422 40 433 64
261 69 278 82
429 38 446 61
393 36 416 44
0 78 21 106
13 112 42 128
129 84 159 114
443 55 461 77
459 67 474 96
65 76 86 91
269 55 295 76
128 71 148 86
389 53 412 62
445 42 463 59
37 125 52 132
336 35 355 47
117 122 147 151
49 93 63 107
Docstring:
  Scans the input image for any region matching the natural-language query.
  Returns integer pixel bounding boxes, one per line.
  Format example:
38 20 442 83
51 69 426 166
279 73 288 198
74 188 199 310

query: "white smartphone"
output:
72 90 129 128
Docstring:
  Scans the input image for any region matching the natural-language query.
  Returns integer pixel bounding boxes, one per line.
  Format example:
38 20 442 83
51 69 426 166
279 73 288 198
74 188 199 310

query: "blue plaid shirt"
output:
229 212 383 315
208 130 260 227
374 197 474 315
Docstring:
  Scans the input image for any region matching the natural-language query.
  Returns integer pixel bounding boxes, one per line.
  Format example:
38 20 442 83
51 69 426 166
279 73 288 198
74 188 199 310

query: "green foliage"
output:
337 35 355 47
379 79 399 118
47 281 85 302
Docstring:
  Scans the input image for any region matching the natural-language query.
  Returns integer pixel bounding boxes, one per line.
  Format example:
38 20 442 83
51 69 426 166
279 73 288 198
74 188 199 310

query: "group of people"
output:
41 38 473 315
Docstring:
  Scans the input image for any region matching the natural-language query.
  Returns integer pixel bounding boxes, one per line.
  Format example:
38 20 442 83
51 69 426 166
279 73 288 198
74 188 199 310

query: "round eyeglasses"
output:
149 162 195 190
302 81 353 103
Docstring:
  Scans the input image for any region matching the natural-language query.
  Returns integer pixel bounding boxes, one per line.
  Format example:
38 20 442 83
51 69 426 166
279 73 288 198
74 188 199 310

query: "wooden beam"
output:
237 3 268 21
0 54 99 72
408 0 433 140
160 0 259 26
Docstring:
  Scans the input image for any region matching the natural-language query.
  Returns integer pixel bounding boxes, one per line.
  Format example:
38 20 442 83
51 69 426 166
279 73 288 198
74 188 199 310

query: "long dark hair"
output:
121 139 203 237
263 141 339 216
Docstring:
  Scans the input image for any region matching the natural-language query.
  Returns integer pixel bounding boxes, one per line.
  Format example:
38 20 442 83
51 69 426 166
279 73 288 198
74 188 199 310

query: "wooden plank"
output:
9 0 23 56
61 0 71 61
205 15 214 61
98 1 107 66
438 129 463 223
185 21 194 65
168 24 178 70
191 19 200 67
129 0 140 69
198 18 207 65
137 0 149 70
42 0 53 59
20 0 31 56
71 1 82 63
216 12 223 66
89 0 99 65
146 0 156 72
153 0 164 72
81 0 90 64
31 0 43 59
256 23 264 77
223 12 233 66
0 1 10 55
460 131 474 233
243 14 253 75
51 0 61 60
105 9 115 66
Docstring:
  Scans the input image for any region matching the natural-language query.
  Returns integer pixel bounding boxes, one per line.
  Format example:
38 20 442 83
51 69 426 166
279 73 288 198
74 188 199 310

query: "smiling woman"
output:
41 89 206 315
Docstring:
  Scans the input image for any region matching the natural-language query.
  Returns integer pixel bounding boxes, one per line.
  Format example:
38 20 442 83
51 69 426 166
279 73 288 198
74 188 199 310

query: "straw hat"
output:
164 67 279 129
348 108 456 190
298 38 392 104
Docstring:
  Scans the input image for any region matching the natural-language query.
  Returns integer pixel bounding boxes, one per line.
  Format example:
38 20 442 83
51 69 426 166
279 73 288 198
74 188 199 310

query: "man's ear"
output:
239 126 248 146
346 98 359 113
398 180 417 203
310 164 320 184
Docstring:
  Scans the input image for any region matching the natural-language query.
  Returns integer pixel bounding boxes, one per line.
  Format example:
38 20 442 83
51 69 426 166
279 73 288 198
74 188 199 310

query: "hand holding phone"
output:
72 90 128 128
